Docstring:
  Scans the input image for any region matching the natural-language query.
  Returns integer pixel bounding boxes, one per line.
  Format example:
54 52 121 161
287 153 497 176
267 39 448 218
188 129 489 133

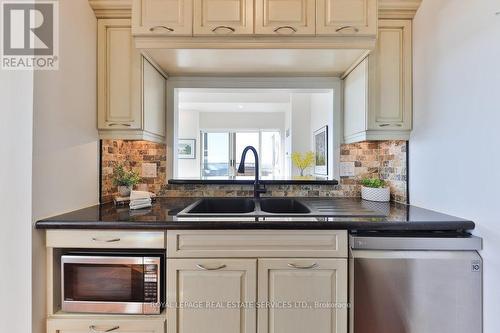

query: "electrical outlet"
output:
340 162 355 177
142 163 157 178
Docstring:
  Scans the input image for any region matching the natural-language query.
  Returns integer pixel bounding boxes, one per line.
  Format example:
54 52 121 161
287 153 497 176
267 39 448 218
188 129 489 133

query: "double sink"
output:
178 198 312 217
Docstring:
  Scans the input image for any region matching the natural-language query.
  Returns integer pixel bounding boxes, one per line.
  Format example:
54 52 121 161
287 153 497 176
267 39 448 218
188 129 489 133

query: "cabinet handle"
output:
196 264 227 270
92 237 121 243
273 26 297 34
288 263 318 269
379 123 403 127
212 26 236 33
89 325 120 333
335 25 359 33
108 123 132 127
149 25 174 32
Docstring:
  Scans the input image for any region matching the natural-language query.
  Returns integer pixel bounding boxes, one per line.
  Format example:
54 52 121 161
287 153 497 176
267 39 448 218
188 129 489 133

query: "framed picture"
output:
178 139 196 159
314 126 328 176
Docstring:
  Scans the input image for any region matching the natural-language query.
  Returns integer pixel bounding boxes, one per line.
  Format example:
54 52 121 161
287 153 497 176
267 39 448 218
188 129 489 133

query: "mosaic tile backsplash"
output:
101 140 407 204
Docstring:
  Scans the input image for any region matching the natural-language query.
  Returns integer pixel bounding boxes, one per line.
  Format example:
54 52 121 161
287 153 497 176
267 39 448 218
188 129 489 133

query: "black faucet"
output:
237 146 267 198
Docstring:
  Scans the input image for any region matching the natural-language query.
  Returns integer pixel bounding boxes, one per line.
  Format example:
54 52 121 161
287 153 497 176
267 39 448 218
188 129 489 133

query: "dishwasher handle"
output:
350 235 482 251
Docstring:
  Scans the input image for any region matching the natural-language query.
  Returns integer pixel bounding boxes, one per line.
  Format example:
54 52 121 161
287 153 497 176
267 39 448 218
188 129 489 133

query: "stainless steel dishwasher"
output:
349 234 483 333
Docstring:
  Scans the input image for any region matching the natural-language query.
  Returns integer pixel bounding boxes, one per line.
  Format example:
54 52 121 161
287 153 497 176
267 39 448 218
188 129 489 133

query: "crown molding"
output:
88 0 132 18
379 0 422 19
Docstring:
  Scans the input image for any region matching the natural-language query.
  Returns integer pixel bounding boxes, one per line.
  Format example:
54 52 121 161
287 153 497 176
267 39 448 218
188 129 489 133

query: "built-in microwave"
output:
61 251 164 314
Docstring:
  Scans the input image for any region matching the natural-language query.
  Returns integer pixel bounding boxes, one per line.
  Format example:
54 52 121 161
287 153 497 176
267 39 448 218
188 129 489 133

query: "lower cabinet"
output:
167 259 257 333
167 258 348 333
258 259 348 333
47 318 164 333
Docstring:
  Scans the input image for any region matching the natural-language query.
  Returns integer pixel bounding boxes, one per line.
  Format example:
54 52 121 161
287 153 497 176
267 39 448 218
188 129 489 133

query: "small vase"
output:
118 185 132 197
361 186 390 202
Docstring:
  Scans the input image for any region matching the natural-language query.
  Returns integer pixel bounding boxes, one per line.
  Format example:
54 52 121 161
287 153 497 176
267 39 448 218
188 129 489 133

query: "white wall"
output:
290 93 312 176
0 68 34 333
310 92 334 177
411 1 500 332
199 111 285 131
31 1 98 332
178 110 201 177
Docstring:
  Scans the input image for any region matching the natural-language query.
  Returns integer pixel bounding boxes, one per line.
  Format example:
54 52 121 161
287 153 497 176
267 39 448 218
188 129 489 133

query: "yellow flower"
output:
291 151 315 176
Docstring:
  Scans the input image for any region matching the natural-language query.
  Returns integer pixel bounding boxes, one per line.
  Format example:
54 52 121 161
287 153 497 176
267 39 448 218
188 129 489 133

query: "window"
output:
201 130 282 178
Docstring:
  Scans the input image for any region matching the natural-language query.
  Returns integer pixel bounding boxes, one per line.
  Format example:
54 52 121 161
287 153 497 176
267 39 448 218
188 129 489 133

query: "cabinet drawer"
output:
167 230 347 258
46 230 165 249
47 318 164 333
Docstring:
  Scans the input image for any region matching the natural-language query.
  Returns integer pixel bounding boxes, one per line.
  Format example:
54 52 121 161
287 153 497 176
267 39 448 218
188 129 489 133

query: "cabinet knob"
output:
149 25 174 32
273 26 297 34
212 26 236 34
335 25 359 33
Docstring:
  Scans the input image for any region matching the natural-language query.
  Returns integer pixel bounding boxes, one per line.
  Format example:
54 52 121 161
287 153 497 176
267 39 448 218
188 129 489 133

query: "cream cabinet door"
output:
143 58 166 138
47 318 164 333
97 19 141 130
255 0 315 35
258 259 348 333
194 0 254 35
167 259 257 333
343 57 368 140
132 0 193 35
317 0 377 36
368 19 412 130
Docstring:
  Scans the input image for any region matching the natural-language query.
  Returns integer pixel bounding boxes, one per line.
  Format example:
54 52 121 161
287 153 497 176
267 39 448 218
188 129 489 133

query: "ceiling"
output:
145 49 367 76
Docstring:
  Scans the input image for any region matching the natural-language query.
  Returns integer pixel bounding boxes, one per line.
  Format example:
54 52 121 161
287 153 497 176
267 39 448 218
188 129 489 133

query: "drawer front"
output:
46 230 165 249
47 318 165 333
167 230 348 258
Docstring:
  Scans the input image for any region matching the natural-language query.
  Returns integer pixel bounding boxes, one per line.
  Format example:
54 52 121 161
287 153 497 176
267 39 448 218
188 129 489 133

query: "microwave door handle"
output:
89 325 120 332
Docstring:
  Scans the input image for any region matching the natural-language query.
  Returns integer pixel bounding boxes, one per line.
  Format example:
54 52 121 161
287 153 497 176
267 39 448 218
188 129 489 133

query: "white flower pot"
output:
118 185 132 197
361 186 390 202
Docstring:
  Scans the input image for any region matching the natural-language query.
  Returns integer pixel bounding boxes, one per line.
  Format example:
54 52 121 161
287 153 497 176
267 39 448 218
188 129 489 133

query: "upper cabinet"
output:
255 0 316 35
317 0 377 36
132 0 193 35
98 19 167 143
194 0 254 35
343 19 412 143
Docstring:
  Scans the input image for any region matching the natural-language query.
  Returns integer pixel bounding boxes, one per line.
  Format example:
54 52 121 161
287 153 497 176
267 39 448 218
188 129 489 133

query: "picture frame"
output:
178 139 196 159
314 126 328 176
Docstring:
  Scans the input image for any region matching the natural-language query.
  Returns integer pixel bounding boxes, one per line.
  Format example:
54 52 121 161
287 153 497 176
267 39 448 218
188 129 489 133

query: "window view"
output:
176 89 334 180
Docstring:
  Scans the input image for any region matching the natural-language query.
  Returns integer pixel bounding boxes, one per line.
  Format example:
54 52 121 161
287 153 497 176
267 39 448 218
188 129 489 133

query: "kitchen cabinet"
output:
258 259 348 333
97 19 167 143
167 259 257 333
47 318 164 333
194 0 254 35
132 0 193 36
255 0 316 35
343 19 412 143
317 0 377 36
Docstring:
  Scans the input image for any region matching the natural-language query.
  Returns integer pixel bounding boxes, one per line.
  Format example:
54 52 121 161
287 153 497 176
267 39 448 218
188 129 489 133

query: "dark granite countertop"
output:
35 197 474 232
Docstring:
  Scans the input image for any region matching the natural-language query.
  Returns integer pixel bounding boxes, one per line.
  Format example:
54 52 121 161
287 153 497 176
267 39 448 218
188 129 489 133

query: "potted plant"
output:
360 178 390 202
291 151 315 179
113 164 141 197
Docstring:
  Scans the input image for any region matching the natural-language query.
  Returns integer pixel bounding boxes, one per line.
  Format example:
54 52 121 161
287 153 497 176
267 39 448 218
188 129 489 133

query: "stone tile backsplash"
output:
100 140 407 204
101 140 166 203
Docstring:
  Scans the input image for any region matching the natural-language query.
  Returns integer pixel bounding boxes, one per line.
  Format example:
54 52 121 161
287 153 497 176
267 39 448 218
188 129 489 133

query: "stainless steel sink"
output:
259 198 311 214
185 198 256 214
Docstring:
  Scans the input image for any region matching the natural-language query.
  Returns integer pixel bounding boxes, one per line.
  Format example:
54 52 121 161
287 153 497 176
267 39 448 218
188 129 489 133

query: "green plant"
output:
291 151 315 176
112 164 141 187
361 178 386 188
